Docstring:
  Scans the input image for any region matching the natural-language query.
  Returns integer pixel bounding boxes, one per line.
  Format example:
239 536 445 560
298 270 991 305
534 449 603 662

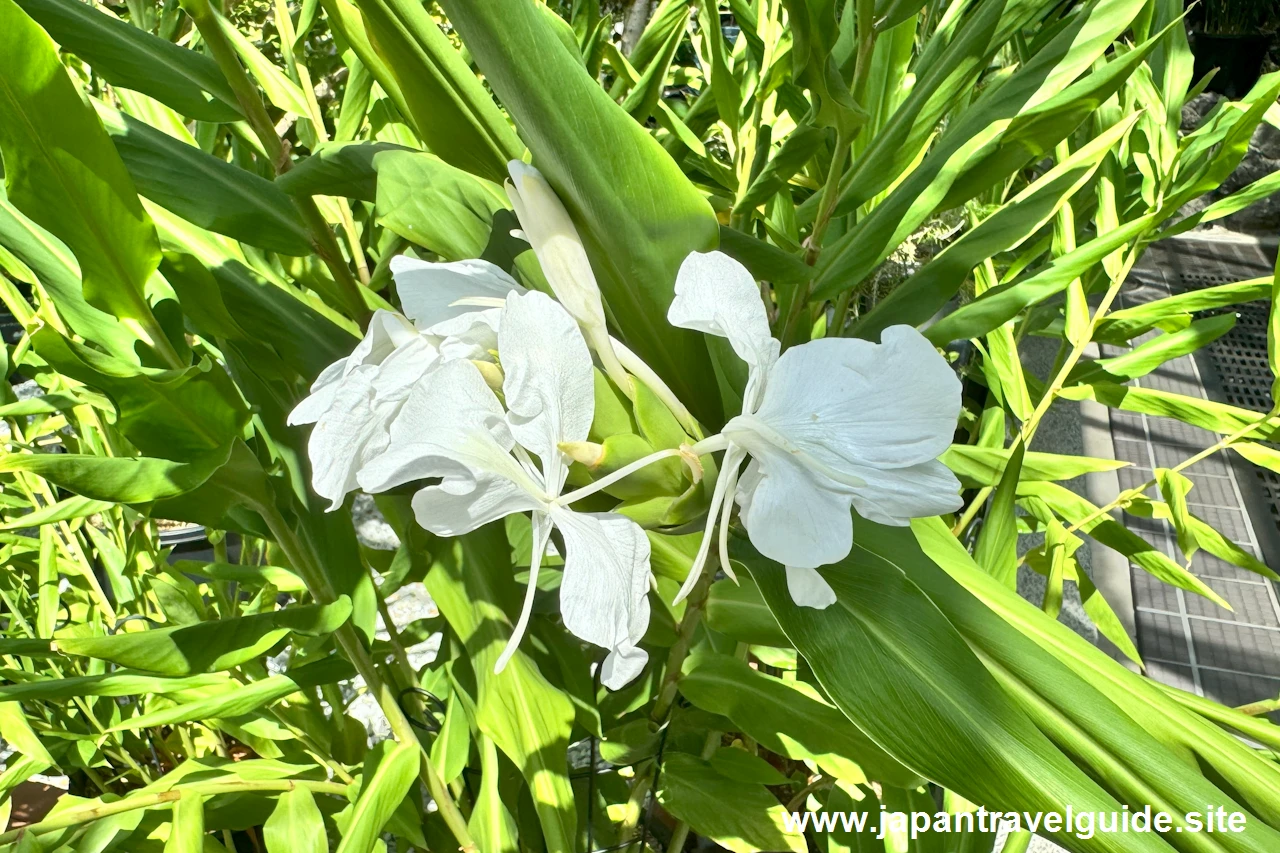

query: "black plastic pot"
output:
1193 32 1274 99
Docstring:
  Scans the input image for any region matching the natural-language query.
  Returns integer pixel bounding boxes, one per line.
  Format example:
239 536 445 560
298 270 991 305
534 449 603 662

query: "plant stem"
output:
253 502 477 853
179 0 369 322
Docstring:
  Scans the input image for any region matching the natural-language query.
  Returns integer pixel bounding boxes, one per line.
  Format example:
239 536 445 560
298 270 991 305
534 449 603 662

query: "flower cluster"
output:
291 162 962 689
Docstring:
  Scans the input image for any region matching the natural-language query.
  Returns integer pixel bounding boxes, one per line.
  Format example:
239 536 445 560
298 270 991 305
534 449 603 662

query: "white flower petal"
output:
750 326 960 470
287 358 348 426
505 161 609 333
429 307 502 363
410 465 542 536
369 336 439 401
786 566 836 609
305 365 394 511
669 251 779 380
845 458 963 526
735 449 854 570
357 359 528 494
390 257 525 329
350 309 420 366
551 507 651 687
499 291 594 494
600 642 649 691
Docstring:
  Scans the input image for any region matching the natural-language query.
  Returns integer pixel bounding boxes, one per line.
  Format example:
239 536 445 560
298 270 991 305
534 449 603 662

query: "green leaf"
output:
374 151 510 260
925 213 1158 345
1018 481 1231 610
973 439 1024 587
430 690 471 787
0 0 166 340
437 0 721 426
335 741 420 853
904 517 1280 847
679 653 921 788
0 443 233 504
352 0 522 184
0 703 53 766
264 786 326 853
709 747 789 785
13 0 241 122
941 445 1126 488
845 114 1137 330
468 734 518 853
95 102 312 257
656 753 805 853
0 193 139 359
164 791 204 853
110 656 355 730
1060 382 1280 442
0 671 230 703
1156 468 1198 562
1068 315 1236 385
1094 276 1270 343
57 597 352 675
704 576 790 648
275 141 410 201
741 536 1166 851
426 527 576 853
716 226 813 285
170 561 307 593
0 495 114 531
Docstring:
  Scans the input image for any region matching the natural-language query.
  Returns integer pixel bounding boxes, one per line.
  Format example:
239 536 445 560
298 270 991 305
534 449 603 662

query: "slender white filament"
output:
494 516 552 674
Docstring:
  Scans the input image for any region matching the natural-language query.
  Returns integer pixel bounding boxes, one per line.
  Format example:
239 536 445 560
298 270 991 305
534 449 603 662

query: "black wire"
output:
395 686 447 733
585 660 603 853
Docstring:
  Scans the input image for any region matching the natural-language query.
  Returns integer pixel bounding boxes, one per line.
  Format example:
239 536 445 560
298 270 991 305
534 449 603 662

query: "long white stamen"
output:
494 517 552 674
450 296 506 309
673 445 745 604
555 447 684 505
717 461 742 584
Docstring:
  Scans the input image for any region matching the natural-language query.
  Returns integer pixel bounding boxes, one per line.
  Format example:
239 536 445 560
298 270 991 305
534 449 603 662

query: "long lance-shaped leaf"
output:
1094 276 1271 343
426 526 576 853
844 114 1137 331
264 787 327 853
942 445 1127 487
1067 314 1236 385
924 213 1158 345
0 672 231 703
351 0 522 184
972 439 1024 587
335 741 420 853
817 0 1148 300
109 656 356 730
13 0 241 122
678 652 923 788
55 597 352 676
0 443 233 504
0 495 114 531
437 0 722 427
1059 383 1280 442
95 102 312 257
740 539 1171 853
911 516 1280 833
0 0 170 353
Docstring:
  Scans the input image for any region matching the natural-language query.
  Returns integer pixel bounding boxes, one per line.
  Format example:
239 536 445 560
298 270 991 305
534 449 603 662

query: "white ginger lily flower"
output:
288 258 524 509
358 290 652 690
668 251 964 609
505 161 633 397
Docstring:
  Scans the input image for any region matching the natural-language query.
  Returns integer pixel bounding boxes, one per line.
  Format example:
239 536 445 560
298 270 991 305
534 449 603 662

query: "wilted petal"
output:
786 566 836 610
499 291 594 494
306 365 393 511
733 451 854 570
845 458 963 526
669 251 779 383
411 464 543 536
391 256 525 329
358 359 532 495
750 327 961 470
552 507 651 688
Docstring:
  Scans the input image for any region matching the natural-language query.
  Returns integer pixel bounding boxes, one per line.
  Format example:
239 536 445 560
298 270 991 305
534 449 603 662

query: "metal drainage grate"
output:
1174 267 1280 537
